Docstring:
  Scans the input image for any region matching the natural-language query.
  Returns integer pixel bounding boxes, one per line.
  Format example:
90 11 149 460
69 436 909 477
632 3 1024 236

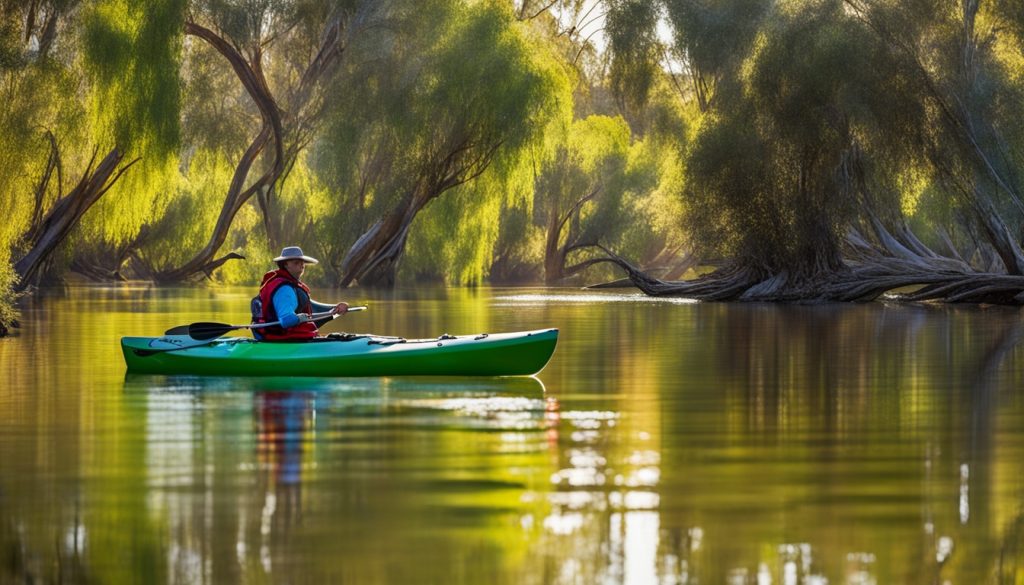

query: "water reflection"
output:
255 390 312 564
3 289 1024 583
118 374 553 582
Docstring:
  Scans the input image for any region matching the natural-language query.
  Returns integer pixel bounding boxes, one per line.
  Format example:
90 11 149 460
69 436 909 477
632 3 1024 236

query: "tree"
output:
1 0 172 289
149 0 376 282
538 115 630 283
312 0 572 287
595 0 1024 303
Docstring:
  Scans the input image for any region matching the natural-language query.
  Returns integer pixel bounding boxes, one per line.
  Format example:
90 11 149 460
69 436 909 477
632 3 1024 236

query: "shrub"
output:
0 261 20 337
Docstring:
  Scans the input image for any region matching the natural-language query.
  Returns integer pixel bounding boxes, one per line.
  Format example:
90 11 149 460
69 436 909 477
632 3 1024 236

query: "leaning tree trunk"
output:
544 187 601 284
15 147 138 290
155 10 363 281
861 0 1024 273
339 190 427 287
339 136 503 288
153 124 274 282
153 21 286 282
543 213 566 283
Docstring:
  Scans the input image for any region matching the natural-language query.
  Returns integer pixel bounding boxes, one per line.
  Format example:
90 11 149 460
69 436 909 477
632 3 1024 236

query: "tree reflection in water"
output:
526 303 1024 584
2 291 1024 583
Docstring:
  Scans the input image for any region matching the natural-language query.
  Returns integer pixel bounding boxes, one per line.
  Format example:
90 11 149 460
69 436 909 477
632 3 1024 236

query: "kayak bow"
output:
121 328 558 377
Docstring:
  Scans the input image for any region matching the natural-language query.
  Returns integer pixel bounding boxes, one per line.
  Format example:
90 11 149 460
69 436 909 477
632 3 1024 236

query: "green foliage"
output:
0 255 19 332
662 0 768 79
845 0 1024 257
0 5 24 70
15 0 1024 292
617 132 686 264
75 0 185 250
0 4 89 262
681 1 934 274
491 201 546 283
82 0 184 154
312 0 573 283
605 0 661 115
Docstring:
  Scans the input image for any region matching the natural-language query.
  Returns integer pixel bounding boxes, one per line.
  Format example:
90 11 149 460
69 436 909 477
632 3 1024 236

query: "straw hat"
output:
273 246 319 264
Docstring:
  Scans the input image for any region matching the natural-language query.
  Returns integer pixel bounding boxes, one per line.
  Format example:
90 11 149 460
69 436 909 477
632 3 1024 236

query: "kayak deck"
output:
121 328 558 377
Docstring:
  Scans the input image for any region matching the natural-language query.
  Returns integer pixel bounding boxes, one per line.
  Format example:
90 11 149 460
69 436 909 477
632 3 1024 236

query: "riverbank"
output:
0 262 18 337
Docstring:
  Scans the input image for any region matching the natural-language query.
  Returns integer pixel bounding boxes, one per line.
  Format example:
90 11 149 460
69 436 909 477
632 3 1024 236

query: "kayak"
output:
121 328 558 377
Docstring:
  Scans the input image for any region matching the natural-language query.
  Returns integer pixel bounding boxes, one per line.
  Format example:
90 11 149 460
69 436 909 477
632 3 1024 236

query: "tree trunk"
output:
153 124 272 282
543 187 601 284
339 192 423 287
543 214 565 283
155 9 364 281
153 21 285 282
589 238 1024 304
338 136 503 288
15 147 137 289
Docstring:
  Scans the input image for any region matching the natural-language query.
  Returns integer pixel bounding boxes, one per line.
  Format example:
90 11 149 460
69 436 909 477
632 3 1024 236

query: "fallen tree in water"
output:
591 227 1024 305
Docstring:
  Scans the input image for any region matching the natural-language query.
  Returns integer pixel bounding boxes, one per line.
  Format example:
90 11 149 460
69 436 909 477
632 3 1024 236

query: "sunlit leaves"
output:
605 0 660 115
75 0 186 247
82 0 184 154
312 0 572 285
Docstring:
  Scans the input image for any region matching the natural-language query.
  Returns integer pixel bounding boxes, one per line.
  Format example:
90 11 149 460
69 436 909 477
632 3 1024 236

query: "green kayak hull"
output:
121 328 558 377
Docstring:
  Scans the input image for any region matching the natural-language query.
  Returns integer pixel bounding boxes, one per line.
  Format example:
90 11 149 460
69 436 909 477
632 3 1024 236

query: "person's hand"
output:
296 313 312 323
331 302 349 316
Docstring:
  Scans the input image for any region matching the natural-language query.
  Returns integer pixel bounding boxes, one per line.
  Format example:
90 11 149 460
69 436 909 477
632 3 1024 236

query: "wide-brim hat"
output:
273 246 319 264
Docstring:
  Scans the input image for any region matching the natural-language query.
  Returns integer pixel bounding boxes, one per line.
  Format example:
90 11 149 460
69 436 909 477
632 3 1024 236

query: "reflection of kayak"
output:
122 374 547 395
121 329 558 377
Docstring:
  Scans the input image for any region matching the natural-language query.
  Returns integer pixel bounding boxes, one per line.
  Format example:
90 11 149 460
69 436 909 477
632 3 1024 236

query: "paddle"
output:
166 306 367 341
131 335 243 357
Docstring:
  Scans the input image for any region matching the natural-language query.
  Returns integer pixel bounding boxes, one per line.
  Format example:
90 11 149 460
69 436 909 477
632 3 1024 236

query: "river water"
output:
1 286 1023 584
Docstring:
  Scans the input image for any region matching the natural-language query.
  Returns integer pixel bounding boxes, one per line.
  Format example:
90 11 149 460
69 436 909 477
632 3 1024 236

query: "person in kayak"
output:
253 246 348 341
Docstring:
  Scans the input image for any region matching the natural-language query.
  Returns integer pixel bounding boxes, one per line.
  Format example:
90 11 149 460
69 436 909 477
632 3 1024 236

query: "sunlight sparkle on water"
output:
492 293 699 306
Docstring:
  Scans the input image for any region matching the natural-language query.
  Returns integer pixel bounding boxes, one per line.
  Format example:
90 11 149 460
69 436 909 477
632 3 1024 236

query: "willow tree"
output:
312 0 571 287
66 0 185 280
0 0 177 290
1 1 78 291
846 0 1024 274
148 0 376 282
595 0 1024 303
535 115 632 283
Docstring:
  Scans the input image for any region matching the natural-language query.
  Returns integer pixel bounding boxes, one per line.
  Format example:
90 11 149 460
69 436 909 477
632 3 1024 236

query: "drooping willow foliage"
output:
309 0 575 287
595 0 1024 302
6 0 1024 334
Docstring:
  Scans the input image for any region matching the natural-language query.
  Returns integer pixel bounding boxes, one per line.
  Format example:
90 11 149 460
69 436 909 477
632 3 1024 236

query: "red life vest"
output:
256 269 319 341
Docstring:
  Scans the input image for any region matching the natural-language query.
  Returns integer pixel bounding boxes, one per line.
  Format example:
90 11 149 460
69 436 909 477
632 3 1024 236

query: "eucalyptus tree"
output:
845 0 1024 273
311 0 572 287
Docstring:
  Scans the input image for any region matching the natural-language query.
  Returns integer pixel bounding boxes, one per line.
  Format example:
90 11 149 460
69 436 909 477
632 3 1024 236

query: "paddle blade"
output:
164 325 191 335
187 322 234 341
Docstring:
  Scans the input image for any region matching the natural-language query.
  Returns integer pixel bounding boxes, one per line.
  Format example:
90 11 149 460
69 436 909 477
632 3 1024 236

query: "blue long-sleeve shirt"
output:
272 286 334 328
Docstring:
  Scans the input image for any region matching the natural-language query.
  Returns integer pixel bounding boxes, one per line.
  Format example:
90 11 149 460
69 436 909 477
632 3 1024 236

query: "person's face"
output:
284 259 306 278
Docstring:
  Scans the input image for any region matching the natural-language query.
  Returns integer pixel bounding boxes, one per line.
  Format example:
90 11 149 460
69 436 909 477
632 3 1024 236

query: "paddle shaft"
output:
192 306 366 339
143 306 369 353
260 305 365 328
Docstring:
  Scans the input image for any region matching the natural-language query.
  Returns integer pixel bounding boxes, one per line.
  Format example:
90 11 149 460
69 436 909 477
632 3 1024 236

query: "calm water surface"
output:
1 286 1023 584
